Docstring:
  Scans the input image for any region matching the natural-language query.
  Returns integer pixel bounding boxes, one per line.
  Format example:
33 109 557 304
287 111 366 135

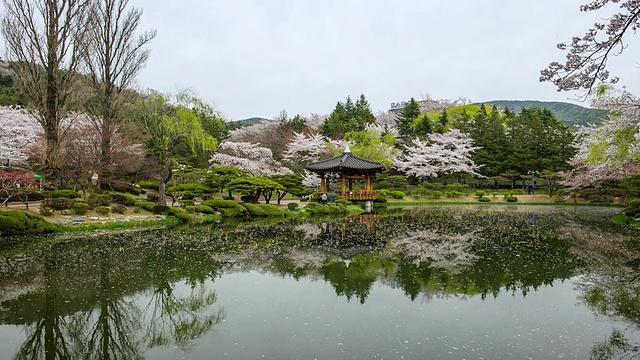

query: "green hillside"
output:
479 100 609 128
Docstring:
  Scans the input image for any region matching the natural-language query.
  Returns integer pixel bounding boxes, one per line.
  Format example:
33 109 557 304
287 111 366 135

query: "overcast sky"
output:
129 0 640 120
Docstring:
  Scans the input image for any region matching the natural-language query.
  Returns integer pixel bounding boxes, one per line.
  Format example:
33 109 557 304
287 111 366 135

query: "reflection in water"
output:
0 206 639 358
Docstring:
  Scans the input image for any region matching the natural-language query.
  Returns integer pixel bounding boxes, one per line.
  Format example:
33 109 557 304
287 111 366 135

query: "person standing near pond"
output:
329 190 334 203
320 193 328 204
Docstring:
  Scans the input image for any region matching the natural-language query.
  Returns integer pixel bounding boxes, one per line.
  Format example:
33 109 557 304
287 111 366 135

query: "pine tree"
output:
395 97 421 145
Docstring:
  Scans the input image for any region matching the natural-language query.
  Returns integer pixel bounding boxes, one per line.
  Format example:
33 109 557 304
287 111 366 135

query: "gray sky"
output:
130 0 640 120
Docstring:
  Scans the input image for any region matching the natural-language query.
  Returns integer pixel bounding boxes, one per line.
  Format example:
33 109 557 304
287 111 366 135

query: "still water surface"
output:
1 206 639 359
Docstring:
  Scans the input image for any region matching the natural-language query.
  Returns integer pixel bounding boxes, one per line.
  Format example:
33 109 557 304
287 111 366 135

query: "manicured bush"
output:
136 201 156 212
492 192 499 198
165 207 191 223
303 202 348 216
334 198 349 206
380 189 390 197
52 189 78 199
95 206 111 215
450 191 463 198
243 203 287 217
107 181 142 195
152 205 170 214
42 197 74 210
39 203 53 216
0 210 56 237
72 202 90 215
374 195 387 203
478 197 491 203
88 193 111 207
222 195 234 200
108 192 137 206
475 190 486 198
506 196 518 203
180 200 195 207
193 205 216 214
201 199 247 217
111 204 127 214
287 202 299 211
433 191 443 199
390 191 406 199
138 180 160 191
184 205 196 214
624 198 640 217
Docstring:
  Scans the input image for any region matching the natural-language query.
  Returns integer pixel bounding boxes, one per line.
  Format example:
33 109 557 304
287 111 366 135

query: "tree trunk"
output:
159 156 173 206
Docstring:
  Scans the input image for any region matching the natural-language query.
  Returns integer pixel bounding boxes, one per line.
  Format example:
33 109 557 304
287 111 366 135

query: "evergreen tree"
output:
395 97 421 145
321 94 375 138
414 114 433 139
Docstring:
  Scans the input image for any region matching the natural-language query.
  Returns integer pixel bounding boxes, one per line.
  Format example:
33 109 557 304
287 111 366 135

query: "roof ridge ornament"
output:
344 145 351 153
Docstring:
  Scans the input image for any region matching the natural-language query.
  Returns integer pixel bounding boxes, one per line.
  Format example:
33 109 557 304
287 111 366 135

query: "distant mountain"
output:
479 100 609 128
229 117 268 127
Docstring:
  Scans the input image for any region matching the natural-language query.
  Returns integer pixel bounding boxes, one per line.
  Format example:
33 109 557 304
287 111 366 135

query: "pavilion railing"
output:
336 190 381 201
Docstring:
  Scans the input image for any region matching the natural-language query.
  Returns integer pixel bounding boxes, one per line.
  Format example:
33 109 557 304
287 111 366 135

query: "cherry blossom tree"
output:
560 88 640 189
0 106 41 167
283 132 330 171
541 0 640 92
393 130 483 180
209 141 293 177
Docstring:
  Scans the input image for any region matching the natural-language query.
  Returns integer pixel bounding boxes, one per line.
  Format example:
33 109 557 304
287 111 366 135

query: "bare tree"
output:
1 0 93 185
82 0 156 187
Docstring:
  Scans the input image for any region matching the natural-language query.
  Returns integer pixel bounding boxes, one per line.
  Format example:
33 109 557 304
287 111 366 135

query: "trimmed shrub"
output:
287 202 299 211
136 201 156 212
451 191 463 198
95 206 111 215
108 192 137 206
193 205 216 214
152 205 170 214
111 204 127 214
303 202 348 216
478 197 491 203
624 198 640 217
433 191 443 199
0 210 56 237
42 197 74 210
201 199 247 217
88 193 111 207
243 203 287 217
138 180 160 191
39 203 53 216
52 189 78 199
107 181 142 195
165 207 191 223
72 202 90 215
334 198 349 206
180 200 195 207
492 192 499 198
374 195 387 203
390 191 406 199
380 189 390 197
222 195 234 200
184 205 196 214
475 190 486 198
506 196 518 203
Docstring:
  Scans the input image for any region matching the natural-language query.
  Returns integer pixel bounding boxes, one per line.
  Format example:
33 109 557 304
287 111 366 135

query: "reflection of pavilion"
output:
305 146 387 203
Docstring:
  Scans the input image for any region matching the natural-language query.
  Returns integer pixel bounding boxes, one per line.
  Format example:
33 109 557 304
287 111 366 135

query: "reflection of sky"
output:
154 272 620 360
0 326 23 359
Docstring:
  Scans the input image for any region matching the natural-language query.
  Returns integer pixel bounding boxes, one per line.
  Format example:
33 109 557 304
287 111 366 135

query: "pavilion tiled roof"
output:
305 151 387 174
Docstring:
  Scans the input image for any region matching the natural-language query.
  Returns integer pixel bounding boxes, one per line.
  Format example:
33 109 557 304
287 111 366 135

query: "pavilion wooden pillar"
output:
366 175 372 192
341 176 346 195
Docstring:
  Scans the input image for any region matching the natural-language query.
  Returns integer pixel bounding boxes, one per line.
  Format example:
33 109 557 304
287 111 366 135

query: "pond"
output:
1 205 640 359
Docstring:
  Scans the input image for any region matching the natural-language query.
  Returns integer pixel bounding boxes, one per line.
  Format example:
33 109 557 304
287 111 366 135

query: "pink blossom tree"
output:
393 130 483 180
209 141 293 177
283 132 330 171
0 106 42 167
541 0 640 92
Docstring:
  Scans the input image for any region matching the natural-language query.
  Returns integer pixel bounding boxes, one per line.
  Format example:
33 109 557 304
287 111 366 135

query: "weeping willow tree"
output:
133 92 217 205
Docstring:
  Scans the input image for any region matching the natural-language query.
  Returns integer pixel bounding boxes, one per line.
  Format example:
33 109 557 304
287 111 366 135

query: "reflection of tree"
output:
12 252 79 360
320 254 392 304
142 242 225 349
73 249 143 360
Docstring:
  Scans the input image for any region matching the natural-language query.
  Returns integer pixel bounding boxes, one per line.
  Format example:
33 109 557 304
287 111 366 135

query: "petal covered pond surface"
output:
1 205 640 359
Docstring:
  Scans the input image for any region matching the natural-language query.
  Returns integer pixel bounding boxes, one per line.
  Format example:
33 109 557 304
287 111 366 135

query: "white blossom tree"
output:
283 132 330 171
393 129 483 180
209 141 292 176
0 106 41 167
541 0 640 92
560 87 640 189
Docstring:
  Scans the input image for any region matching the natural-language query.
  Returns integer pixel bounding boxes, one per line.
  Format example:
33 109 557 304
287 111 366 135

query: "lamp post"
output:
528 170 538 195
